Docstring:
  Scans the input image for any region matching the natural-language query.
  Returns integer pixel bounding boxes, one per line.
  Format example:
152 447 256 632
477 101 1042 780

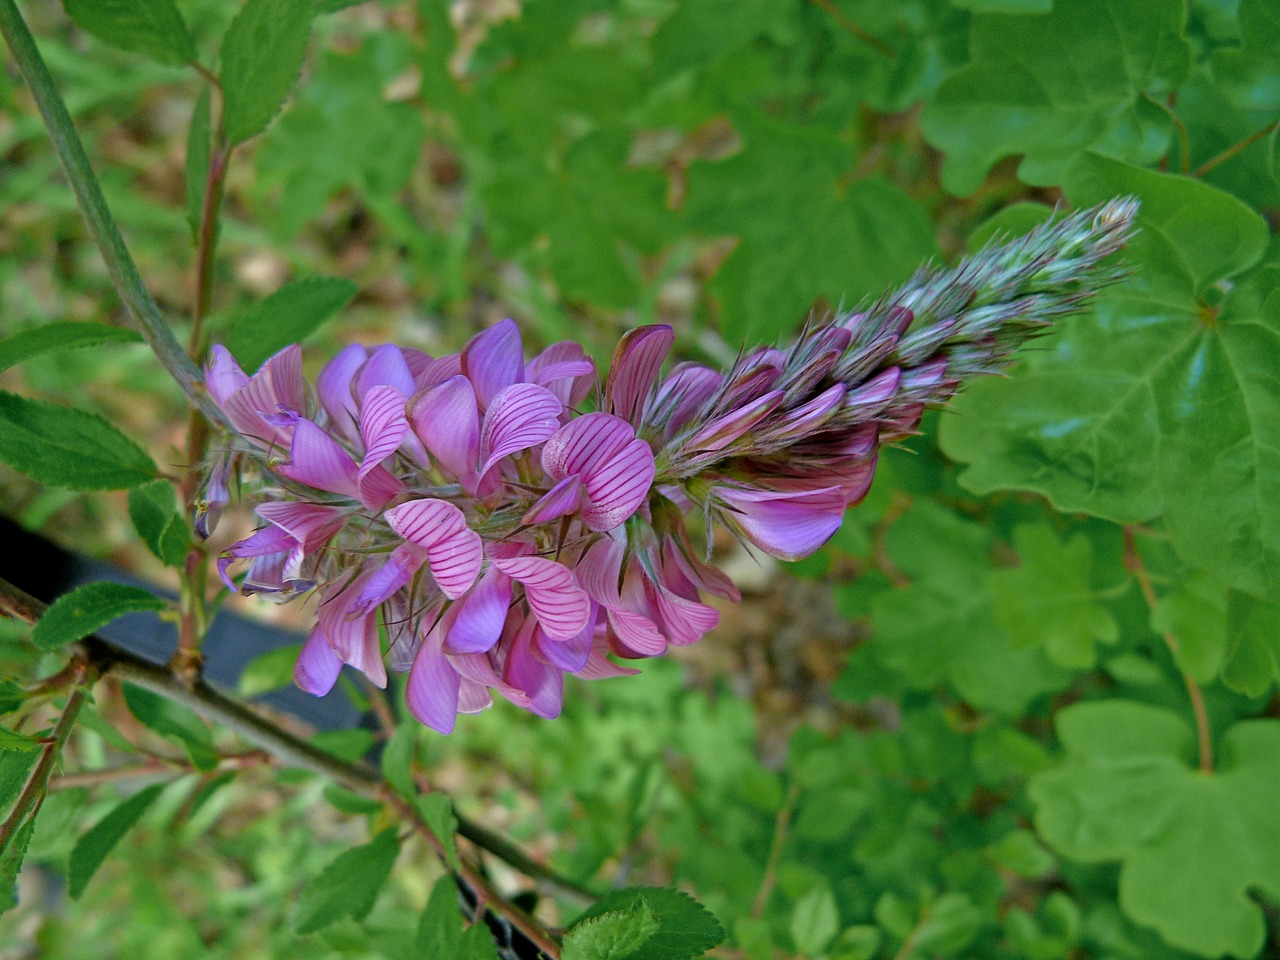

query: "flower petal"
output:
534 620 592 673
491 555 591 641
385 499 483 598
355 343 416 399
406 629 460 734
276 418 359 496
503 620 563 719
295 626 344 696
223 345 305 449
446 566 511 653
582 436 654 532
317 343 368 441
358 384 410 479
606 324 672 425
522 474 582 526
256 501 345 548
409 375 479 491
715 485 845 562
541 412 633 481
478 383 562 477
462 318 523 410
205 345 248 406
351 543 428 614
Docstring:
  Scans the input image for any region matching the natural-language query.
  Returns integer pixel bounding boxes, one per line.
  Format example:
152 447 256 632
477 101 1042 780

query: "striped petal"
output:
582 436 654 532
358 384 410 479
295 626 343 696
406 628 460 734
276 418 359 497
462 319 523 410
542 412 633 481
522 474 582 526
534 619 592 673
445 566 511 653
385 499 483 599
491 555 591 641
715 485 845 562
409 375 480 491
316 343 367 442
605 324 672 425
478 383 562 477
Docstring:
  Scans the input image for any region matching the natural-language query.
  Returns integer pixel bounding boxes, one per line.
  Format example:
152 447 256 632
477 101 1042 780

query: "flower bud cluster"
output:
205 200 1136 732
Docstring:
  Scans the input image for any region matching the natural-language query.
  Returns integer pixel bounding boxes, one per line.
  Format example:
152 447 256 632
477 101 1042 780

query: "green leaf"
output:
988 523 1120 668
941 160 1279 596
790 884 840 957
1211 0 1280 113
570 887 725 960
219 0 314 146
222 277 358 370
0 751 36 815
0 322 141 373
127 480 191 568
0 728 40 753
185 86 211 239
68 784 164 899
985 829 1056 879
0 392 157 490
294 828 401 934
649 0 792 80
921 0 1191 194
950 0 1051 11
828 926 881 960
563 895 661 960
0 680 25 716
416 792 460 873
414 875 462 960
380 722 420 801
0 814 36 914
62 0 196 66
1150 572 1227 683
686 116 937 341
1030 701 1280 957
1221 589 1280 696
237 644 302 698
32 583 165 651
122 684 218 771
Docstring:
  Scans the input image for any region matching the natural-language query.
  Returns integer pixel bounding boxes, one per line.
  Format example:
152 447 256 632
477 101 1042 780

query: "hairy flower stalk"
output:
205 200 1136 733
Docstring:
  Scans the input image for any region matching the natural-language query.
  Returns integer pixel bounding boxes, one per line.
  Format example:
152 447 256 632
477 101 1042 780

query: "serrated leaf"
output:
563 895 661 960
790 884 839 957
380 722 419 801
988 524 1119 669
416 792 460 873
237 644 302 698
31 583 165 651
1221 589 1280 696
0 392 157 490
0 680 24 716
0 728 40 753
127 480 191 568
185 86 211 239
219 0 314 146
921 0 1191 194
414 874 462 960
0 752 37 815
222 277 358 370
685 116 936 341
294 828 400 934
0 322 141 373
62 0 196 66
68 784 164 899
0 813 35 914
122 684 217 771
1030 702 1280 958
571 887 725 960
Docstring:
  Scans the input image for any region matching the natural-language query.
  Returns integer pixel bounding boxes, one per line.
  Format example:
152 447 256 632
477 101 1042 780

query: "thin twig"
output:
807 0 895 59
0 0 228 429
1122 527 1214 773
751 781 800 918
1193 118 1280 179
50 750 272 791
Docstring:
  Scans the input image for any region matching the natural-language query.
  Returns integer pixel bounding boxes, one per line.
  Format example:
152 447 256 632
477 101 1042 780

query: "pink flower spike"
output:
358 385 410 479
846 366 901 408
714 485 845 562
217 525 292 591
527 341 596 406
406 628 460 734
522 474 582 526
276 418 360 497
316 343 367 442
410 376 480 492
446 566 511 653
462 319 524 410
256 501 345 547
385 499 483 599
478 383 563 478
491 555 591 641
295 626 343 696
606 324 673 425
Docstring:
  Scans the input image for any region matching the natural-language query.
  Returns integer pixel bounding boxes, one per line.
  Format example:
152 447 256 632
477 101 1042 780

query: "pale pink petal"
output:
491 555 591 641
684 390 783 453
426 526 483 599
462 319 524 410
665 535 740 602
759 384 846 444
527 341 596 406
295 627 343 696
522 475 582 526
456 678 494 714
355 344 416 399
351 543 427 614
576 634 642 679
416 353 462 390
276 419 359 496
607 608 667 656
316 343 367 442
575 536 626 605
541 412 633 481
205 345 248 406
256 501 345 548
582 436 654 532
317 575 386 687
409 376 479 490
406 630 460 734
650 585 719 646
356 463 403 511
446 567 511 654
846 366 901 408
218 525 291 590
649 362 721 436
715 485 845 562
606 324 673 425
478 383 563 477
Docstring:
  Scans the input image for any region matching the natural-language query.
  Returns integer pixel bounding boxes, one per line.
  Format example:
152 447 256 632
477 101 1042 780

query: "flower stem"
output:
1193 118 1280 179
1122 527 1214 773
0 0 227 430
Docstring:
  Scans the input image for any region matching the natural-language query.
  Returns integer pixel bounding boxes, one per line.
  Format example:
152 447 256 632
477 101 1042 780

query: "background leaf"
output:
293 828 401 934
68 784 164 899
31 583 165 651
221 277 358 370
0 322 141 373
62 0 196 67
220 0 315 146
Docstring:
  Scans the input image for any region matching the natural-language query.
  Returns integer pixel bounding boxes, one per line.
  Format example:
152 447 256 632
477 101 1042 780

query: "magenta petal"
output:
218 525 292 590
764 383 845 442
456 678 493 714
356 463 404 511
256 501 344 548
542 412 633 481
608 608 667 656
649 362 721 435
503 621 563 719
462 319 524 410
352 543 427 613
715 486 845 562
276 419 359 496
652 586 719 646
606 324 673 425
446 567 511 653
527 340 595 405
575 536 626 605
410 376 480 490
223 345 305 443
317 344 367 441
491 555 591 641
685 389 783 453
534 620 592 673
453 650 528 706
358 385 410 479
387 498 466 543
478 383 563 477
576 633 642 679
295 627 343 696
846 366 901 408
206 345 249 406
582 436 654 532
426 527 483 599
522 474 582 526
385 499 483 598
317 577 387 687
355 344 416 399
406 630 460 734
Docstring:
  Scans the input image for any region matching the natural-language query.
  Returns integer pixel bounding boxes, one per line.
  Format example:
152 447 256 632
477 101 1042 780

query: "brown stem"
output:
1145 92 1190 176
751 781 799 919
188 147 227 359
1122 527 1214 773
1193 118 1280 179
890 904 930 960
0 658 93 850
360 674 399 741
807 0 895 58
51 750 272 791
0 575 594 904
